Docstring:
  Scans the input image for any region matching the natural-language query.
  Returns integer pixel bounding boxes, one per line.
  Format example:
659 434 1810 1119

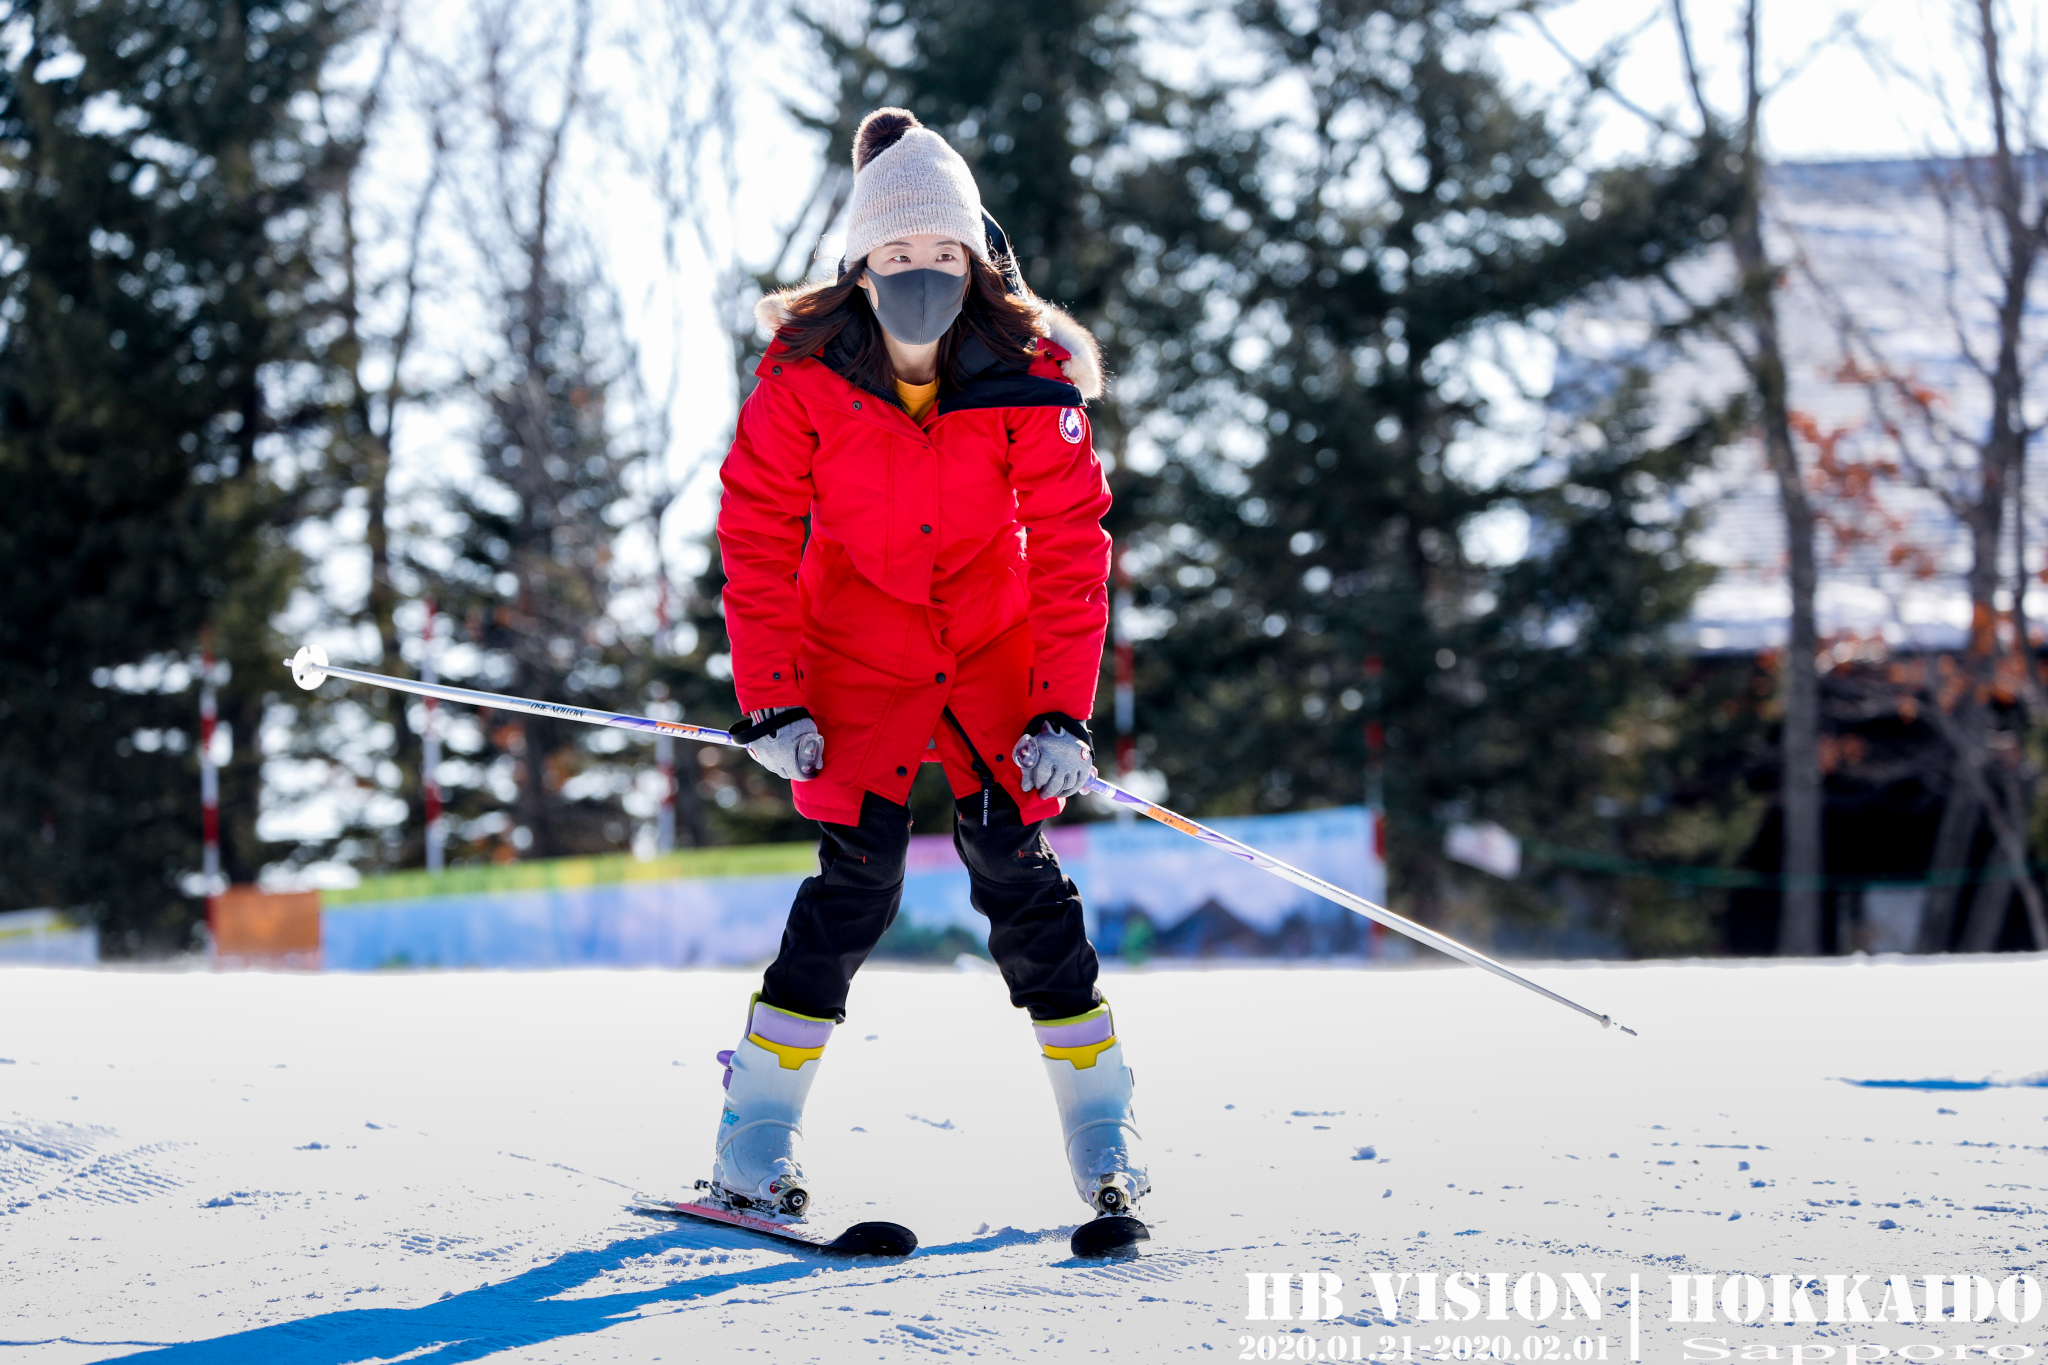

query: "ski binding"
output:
1070 1173 1150 1258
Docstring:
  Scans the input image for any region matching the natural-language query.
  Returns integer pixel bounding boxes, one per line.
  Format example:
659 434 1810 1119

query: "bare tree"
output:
416 0 645 860
312 5 450 861
279 0 791 868
1668 0 1828 954
1527 0 1834 952
261 3 463 874
589 0 864 840
601 0 822 614
1797 0 2048 951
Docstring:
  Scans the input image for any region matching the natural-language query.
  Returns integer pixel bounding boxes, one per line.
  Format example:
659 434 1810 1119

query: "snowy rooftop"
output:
1556 159 2048 654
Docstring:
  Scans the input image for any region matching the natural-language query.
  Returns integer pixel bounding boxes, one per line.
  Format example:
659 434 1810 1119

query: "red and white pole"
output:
199 632 221 930
422 602 445 874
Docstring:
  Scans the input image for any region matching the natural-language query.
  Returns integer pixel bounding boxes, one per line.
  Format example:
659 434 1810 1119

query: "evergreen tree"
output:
679 0 1738 957
653 0 1213 889
412 273 648 863
0 0 353 951
824 0 1139 315
670 0 1170 839
1108 0 1741 932
384 14 653 867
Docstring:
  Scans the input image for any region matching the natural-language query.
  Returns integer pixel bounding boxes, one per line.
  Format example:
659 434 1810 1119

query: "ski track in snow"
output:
0 958 2044 1362
2 1118 190 1210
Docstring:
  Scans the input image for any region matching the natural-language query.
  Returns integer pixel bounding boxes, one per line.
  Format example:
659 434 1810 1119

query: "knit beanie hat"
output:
840 109 986 272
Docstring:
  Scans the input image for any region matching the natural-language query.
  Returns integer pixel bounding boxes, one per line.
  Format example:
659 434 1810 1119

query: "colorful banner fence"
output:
319 806 1385 971
0 909 98 965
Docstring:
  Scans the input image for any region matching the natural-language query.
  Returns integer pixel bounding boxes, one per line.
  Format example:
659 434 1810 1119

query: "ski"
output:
1070 1211 1149 1259
631 1191 918 1257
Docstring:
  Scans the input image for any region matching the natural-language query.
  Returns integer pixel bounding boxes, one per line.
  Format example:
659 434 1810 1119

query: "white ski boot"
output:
1036 1001 1151 1232
709 995 833 1220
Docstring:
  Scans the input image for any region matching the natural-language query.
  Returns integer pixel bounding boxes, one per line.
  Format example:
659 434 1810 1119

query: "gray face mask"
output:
865 267 968 346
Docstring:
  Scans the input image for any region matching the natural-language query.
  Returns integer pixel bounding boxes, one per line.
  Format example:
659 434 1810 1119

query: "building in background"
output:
1556 158 2048 954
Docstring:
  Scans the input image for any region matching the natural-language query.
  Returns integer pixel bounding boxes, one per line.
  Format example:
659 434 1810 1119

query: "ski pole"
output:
285 644 826 773
287 645 1631 1034
1014 735 1638 1037
285 643 734 743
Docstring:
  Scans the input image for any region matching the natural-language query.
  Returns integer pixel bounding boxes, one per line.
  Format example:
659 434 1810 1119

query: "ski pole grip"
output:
795 730 825 779
1013 734 1038 770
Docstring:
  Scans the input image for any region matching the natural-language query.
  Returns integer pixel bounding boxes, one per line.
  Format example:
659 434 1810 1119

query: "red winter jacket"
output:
717 299 1112 826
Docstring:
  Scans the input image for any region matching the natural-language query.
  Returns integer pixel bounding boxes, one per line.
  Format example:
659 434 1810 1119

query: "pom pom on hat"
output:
854 108 918 170
841 108 987 270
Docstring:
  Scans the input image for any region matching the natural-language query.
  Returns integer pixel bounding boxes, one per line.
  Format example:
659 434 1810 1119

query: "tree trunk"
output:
675 754 712 847
216 682 266 885
1930 0 2044 952
1918 774 1980 951
1958 875 2012 952
519 711 562 858
335 153 421 858
1765 440 1824 957
1731 188 1825 954
363 434 418 788
1967 751 2048 950
1703 0 1825 956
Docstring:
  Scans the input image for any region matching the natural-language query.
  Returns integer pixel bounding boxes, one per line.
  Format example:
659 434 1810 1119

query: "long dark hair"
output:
767 251 1043 404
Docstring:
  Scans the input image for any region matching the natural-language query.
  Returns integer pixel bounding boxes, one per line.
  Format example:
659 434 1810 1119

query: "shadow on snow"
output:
107 1215 1080 1363
117 1221 853 1363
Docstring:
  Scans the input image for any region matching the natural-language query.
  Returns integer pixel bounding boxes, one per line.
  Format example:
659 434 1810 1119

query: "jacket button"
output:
896 765 908 776
771 365 782 374
920 524 931 533
772 671 781 680
935 672 946 683
852 400 862 410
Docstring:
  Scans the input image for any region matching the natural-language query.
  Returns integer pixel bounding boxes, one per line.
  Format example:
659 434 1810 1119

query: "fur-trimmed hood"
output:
752 289 1105 401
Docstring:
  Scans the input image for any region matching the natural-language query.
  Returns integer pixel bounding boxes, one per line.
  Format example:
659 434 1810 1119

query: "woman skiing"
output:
706 108 1148 1243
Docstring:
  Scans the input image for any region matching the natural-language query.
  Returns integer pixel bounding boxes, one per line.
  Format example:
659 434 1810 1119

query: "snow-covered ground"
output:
4 956 2045 1363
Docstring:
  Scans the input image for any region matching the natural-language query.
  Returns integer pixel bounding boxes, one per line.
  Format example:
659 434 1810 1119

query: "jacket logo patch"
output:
1058 408 1085 444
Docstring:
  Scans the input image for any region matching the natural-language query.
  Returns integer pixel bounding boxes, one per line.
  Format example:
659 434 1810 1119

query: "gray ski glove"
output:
1014 716 1096 800
731 707 824 782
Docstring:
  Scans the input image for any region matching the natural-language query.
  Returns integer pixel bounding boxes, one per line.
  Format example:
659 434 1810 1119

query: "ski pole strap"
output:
729 707 813 746
1024 711 1093 747
936 708 1001 826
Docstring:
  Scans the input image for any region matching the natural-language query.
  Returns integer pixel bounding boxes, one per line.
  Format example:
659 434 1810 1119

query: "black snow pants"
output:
758 782 1103 1025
